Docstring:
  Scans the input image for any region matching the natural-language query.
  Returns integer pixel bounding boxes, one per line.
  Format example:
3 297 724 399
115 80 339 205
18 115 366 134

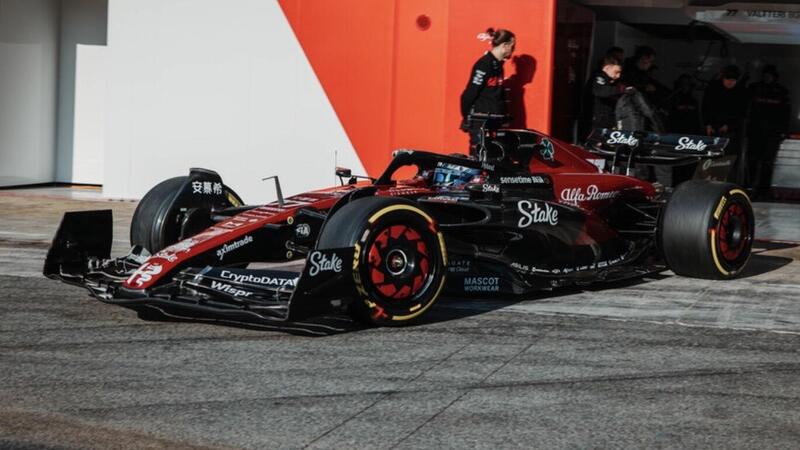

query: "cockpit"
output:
430 162 482 188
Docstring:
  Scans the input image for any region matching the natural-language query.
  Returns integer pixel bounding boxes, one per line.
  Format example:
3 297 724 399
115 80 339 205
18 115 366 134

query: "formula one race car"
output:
45 123 754 332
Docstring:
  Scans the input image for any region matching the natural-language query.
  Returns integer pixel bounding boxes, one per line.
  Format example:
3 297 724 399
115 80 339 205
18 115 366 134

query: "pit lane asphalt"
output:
1 189 799 449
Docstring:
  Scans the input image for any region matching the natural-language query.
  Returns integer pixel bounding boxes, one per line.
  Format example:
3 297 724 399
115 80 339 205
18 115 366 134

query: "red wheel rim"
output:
718 202 749 262
367 224 431 300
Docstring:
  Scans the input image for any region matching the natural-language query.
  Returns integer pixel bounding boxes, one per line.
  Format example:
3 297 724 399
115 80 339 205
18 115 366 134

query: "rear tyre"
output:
661 180 754 279
318 196 447 326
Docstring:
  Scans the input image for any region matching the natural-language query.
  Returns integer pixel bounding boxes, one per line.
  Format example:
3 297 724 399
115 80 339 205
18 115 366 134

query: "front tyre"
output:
130 171 243 254
318 196 447 326
130 176 187 253
661 180 754 279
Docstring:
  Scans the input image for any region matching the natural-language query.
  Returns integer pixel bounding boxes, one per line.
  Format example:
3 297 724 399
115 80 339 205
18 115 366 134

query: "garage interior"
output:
553 0 800 197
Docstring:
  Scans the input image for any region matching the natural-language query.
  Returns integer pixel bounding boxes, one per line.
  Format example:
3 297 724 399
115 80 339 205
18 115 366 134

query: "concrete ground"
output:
1 187 799 449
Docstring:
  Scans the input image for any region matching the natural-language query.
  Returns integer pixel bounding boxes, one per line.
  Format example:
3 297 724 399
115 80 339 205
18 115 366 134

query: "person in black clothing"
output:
668 74 701 135
460 28 515 156
668 74 703 185
702 65 749 184
615 84 668 184
579 48 623 138
747 64 791 197
616 87 664 133
622 46 659 101
589 55 623 131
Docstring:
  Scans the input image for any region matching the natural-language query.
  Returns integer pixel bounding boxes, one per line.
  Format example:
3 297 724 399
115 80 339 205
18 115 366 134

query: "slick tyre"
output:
130 176 242 253
318 196 447 326
661 180 754 279
131 176 187 253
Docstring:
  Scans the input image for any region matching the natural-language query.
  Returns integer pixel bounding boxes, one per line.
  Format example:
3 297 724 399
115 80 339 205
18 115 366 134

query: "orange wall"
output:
279 0 556 176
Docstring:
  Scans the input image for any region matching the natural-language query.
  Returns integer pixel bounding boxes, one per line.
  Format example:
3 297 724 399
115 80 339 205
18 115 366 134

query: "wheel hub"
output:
386 249 408 275
719 202 750 262
367 224 432 300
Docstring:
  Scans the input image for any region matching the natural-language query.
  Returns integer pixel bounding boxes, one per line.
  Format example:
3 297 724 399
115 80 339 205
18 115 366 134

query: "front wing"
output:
43 210 358 335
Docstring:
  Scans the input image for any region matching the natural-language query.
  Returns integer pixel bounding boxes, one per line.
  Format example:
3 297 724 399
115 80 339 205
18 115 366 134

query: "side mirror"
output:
335 167 375 186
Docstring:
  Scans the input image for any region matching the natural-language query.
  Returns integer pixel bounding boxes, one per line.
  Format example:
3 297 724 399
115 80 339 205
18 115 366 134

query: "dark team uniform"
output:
702 79 749 183
460 52 506 154
589 70 623 130
622 63 668 109
615 88 663 133
702 80 748 150
668 91 702 184
460 52 506 119
747 80 791 193
668 91 701 135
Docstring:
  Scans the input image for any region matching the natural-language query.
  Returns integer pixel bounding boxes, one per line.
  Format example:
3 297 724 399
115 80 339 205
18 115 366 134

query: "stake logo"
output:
308 251 342 276
517 200 559 227
675 137 707 151
606 131 638 146
483 183 500 193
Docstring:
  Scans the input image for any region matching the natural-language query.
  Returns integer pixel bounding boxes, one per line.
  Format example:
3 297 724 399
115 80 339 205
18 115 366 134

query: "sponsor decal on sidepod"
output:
448 260 471 273
482 183 500 193
464 277 500 292
517 200 559 227
560 185 619 205
500 176 547 184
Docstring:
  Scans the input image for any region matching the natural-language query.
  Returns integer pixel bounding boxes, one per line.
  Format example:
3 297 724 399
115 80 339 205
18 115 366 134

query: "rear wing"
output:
585 128 729 166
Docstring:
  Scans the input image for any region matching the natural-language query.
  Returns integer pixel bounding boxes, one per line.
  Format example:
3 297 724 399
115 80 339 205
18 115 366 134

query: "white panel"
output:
0 0 59 187
72 44 107 184
54 0 108 183
103 0 365 201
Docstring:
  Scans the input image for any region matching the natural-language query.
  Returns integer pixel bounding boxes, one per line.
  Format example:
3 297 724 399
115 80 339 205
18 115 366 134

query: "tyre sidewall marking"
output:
367 204 435 226
709 189 753 277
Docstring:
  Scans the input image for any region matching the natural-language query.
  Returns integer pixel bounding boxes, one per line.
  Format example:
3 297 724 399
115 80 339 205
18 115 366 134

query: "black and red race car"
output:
44 124 754 332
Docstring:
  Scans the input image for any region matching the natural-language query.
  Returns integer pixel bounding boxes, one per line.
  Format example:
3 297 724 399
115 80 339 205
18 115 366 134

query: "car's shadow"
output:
137 308 367 337
418 273 671 327
144 241 795 335
738 240 796 278
419 242 797 327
